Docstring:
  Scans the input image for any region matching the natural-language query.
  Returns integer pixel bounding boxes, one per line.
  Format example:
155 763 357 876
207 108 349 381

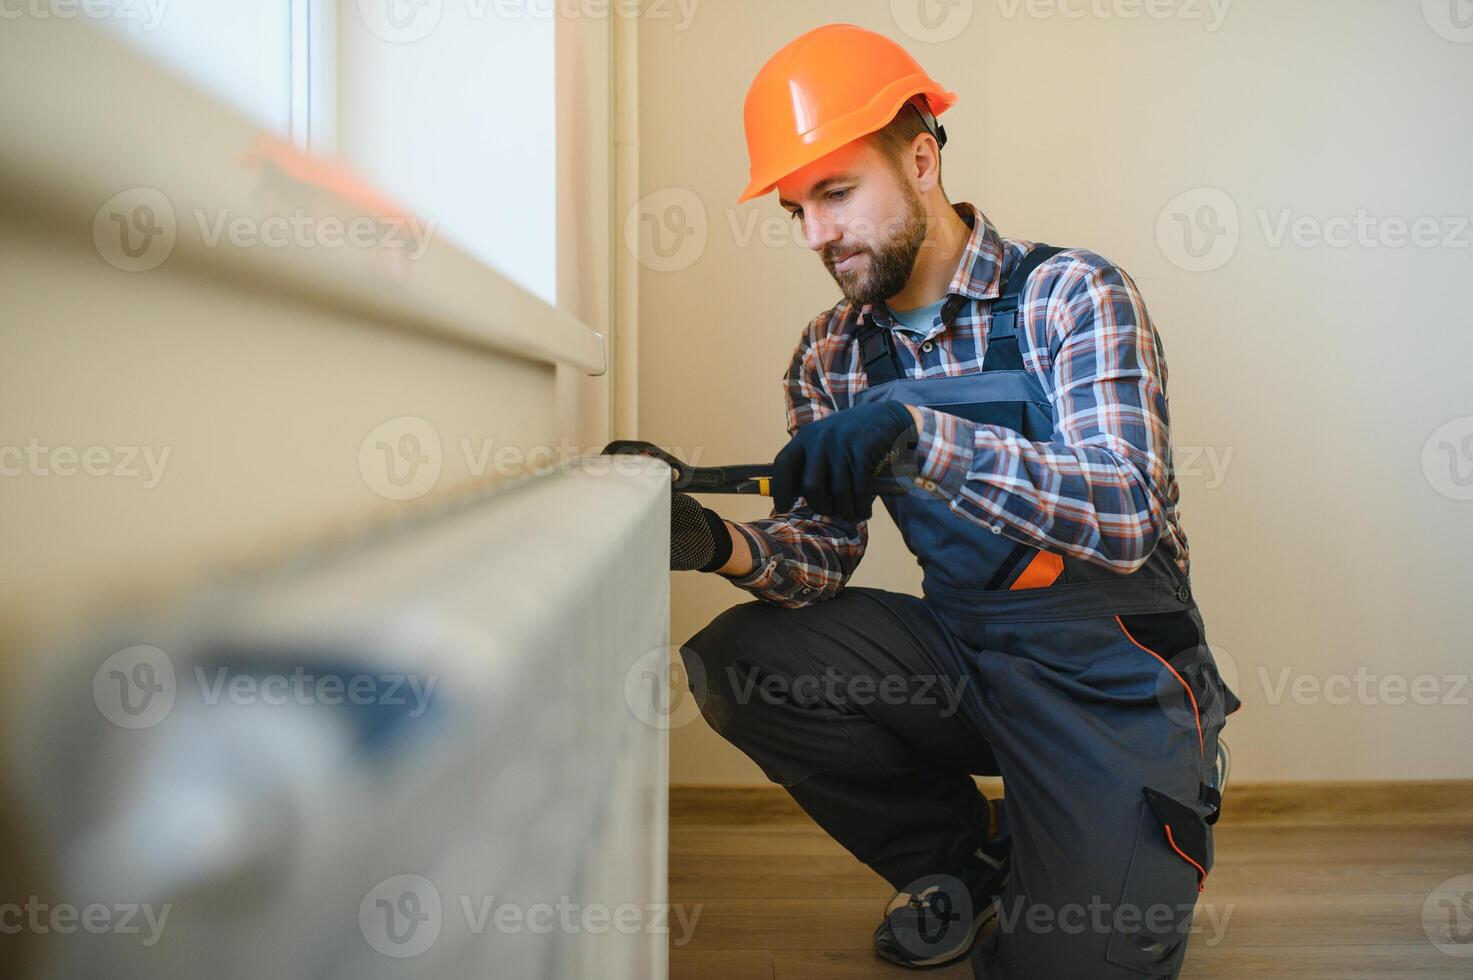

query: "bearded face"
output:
820 176 929 307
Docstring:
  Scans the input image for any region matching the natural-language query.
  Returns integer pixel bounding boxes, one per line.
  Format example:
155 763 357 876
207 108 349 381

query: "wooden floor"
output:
668 783 1473 979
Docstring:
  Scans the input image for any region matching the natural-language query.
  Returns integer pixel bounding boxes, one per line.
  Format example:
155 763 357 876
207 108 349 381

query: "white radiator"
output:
12 459 672 980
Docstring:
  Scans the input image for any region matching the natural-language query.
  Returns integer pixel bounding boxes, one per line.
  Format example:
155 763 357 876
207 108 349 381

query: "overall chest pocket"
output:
860 369 1055 442
924 398 1055 444
932 400 1025 434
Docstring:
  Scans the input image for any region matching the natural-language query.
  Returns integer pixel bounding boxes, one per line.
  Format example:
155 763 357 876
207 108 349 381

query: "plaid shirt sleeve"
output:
912 255 1176 573
722 317 868 608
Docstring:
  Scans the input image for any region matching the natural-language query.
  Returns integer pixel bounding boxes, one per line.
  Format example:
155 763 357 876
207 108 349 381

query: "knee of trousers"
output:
972 908 1196 980
680 601 804 743
970 816 1206 980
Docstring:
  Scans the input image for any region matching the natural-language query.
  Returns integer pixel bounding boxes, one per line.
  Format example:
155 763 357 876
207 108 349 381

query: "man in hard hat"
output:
671 23 1240 979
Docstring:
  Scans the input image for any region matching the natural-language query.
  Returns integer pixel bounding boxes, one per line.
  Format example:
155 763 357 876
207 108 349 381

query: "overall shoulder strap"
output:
858 243 1068 386
982 244 1066 372
857 316 903 387
981 243 1069 590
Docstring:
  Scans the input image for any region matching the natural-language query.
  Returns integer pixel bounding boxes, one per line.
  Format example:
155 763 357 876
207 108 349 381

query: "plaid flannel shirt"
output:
724 204 1190 608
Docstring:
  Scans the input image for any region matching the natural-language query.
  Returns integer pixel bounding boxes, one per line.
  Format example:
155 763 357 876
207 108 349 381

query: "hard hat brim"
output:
737 80 958 204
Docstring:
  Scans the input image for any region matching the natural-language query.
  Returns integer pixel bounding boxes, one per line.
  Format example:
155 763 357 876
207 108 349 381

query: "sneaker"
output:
872 837 1010 969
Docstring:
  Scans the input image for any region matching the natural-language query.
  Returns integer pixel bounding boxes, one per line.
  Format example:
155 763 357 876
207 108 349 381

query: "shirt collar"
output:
857 202 1005 334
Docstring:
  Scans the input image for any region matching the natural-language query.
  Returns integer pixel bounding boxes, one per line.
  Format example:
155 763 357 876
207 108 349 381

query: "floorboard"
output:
668 783 1473 979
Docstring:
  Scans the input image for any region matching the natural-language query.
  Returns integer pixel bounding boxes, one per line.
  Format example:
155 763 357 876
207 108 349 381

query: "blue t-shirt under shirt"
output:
883 297 947 336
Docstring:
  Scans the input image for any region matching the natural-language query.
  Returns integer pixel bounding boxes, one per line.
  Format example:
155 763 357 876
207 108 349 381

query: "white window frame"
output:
289 0 336 153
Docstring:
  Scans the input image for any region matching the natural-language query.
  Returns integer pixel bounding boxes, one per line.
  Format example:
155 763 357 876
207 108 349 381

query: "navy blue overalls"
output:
848 243 1242 978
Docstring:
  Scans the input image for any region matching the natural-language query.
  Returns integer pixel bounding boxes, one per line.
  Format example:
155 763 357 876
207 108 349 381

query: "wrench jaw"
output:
600 440 692 489
601 441 757 494
599 440 906 498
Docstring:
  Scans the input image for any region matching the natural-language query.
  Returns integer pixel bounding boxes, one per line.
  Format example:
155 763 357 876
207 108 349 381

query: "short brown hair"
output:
866 99 946 192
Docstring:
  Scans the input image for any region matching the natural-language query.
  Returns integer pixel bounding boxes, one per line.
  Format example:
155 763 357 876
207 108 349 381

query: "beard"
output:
821 182 929 307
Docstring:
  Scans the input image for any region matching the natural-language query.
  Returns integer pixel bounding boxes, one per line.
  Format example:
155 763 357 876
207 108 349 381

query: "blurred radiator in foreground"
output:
9 459 672 979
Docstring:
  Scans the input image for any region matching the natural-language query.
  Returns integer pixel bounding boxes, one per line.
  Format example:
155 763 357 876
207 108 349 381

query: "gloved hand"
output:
772 402 918 521
670 490 734 572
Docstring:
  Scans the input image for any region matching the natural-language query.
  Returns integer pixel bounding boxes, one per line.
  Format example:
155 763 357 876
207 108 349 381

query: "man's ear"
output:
910 134 942 195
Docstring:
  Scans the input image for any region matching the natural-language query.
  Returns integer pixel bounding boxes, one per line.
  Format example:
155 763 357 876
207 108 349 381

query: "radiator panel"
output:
13 460 672 980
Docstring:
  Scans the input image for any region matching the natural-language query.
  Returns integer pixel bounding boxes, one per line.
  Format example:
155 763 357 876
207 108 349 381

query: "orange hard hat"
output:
737 24 958 204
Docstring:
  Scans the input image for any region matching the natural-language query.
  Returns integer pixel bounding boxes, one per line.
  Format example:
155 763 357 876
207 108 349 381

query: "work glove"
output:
771 402 918 522
670 491 734 572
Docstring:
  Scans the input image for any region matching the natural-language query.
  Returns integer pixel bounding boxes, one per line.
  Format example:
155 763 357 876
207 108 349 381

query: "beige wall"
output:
638 0 1473 784
0 14 614 680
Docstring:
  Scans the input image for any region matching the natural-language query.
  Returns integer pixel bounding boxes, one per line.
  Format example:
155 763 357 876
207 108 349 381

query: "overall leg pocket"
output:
1104 787 1213 977
1117 609 1237 809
